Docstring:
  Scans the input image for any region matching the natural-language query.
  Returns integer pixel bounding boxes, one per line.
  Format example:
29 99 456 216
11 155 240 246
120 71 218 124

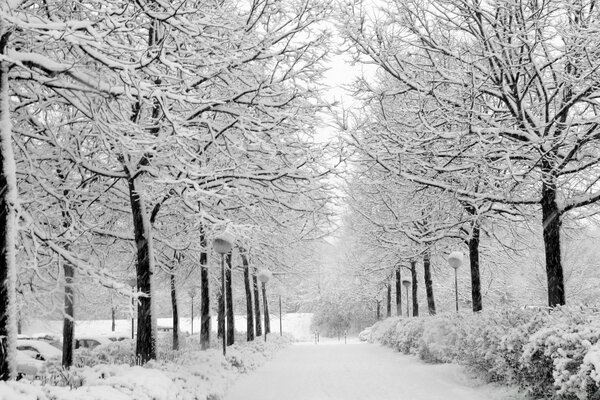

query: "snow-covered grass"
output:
0 334 293 400
23 313 314 341
366 307 600 399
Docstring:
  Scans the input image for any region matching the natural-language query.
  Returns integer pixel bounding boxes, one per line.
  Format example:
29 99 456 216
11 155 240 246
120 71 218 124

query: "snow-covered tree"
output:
339 0 600 307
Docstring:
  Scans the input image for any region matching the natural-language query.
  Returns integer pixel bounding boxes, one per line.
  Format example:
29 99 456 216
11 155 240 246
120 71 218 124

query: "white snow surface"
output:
225 340 527 400
23 313 314 341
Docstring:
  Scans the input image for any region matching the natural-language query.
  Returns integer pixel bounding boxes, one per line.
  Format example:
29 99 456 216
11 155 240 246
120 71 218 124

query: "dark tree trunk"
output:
410 261 419 317
217 291 224 339
125 18 164 364
469 224 482 312
170 268 179 351
199 225 210 350
541 170 565 307
58 169 74 369
111 307 116 332
61 262 74 368
242 253 254 341
395 269 402 316
127 178 156 363
0 31 17 381
253 271 262 337
423 253 436 315
262 282 270 334
376 300 381 320
386 284 391 318
226 253 234 346
465 205 482 312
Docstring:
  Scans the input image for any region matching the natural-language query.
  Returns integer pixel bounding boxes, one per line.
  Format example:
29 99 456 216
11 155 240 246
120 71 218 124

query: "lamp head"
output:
257 269 272 283
401 278 411 288
213 231 234 254
448 251 463 269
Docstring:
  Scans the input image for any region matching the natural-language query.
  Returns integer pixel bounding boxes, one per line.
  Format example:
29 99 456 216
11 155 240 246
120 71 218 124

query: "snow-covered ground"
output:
225 341 527 400
2 335 294 400
23 313 314 341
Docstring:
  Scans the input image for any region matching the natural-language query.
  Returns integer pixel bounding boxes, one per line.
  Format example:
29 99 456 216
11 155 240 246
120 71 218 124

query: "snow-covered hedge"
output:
0 334 293 400
367 307 600 399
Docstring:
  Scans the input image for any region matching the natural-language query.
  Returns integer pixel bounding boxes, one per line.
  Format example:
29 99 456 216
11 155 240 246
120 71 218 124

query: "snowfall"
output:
0 314 526 400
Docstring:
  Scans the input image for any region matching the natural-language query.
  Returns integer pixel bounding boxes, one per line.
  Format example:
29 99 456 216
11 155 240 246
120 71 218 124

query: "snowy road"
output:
224 340 525 400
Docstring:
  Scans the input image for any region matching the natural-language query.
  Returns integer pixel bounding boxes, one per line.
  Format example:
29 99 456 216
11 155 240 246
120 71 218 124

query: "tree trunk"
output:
262 282 270 334
541 170 565 307
199 224 210 350
386 284 391 318
376 300 381 320
464 205 483 312
111 307 116 332
395 269 402 316
0 32 18 379
226 253 234 346
61 262 74 368
127 177 156 364
170 269 179 351
469 223 482 312
410 261 419 317
125 17 164 364
242 253 254 342
217 291 224 339
423 253 436 315
253 271 262 337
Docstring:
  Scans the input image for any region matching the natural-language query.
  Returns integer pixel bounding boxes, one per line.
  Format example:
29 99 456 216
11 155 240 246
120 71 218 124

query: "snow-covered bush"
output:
367 306 600 399
367 317 399 344
74 339 137 368
519 310 600 398
358 327 372 342
417 314 462 364
3 334 292 400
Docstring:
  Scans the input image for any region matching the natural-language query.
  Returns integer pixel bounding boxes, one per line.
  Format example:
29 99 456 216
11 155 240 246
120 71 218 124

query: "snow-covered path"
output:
225 340 525 400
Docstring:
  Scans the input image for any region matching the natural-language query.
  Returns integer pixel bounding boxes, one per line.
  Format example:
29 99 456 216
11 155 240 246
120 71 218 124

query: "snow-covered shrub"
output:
74 339 138 368
394 318 426 355
454 309 548 383
495 310 550 386
418 315 462 363
368 317 400 344
577 344 600 399
5 334 292 400
358 327 372 342
519 310 600 398
224 334 292 373
369 306 600 399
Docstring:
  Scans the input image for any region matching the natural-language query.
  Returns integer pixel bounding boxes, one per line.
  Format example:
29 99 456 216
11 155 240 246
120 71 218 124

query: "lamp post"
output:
127 277 136 339
213 231 234 356
257 269 272 342
401 278 411 316
188 287 197 335
448 251 463 313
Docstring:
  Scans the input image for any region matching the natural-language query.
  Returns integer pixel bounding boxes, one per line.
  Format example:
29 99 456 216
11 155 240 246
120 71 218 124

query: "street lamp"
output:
213 231 234 356
401 277 411 317
188 287 197 335
448 251 463 313
127 277 136 339
257 269 272 342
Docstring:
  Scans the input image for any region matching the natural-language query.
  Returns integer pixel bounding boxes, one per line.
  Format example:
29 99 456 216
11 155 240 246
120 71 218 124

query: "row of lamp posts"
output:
396 251 464 316
126 230 277 357
214 231 273 356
